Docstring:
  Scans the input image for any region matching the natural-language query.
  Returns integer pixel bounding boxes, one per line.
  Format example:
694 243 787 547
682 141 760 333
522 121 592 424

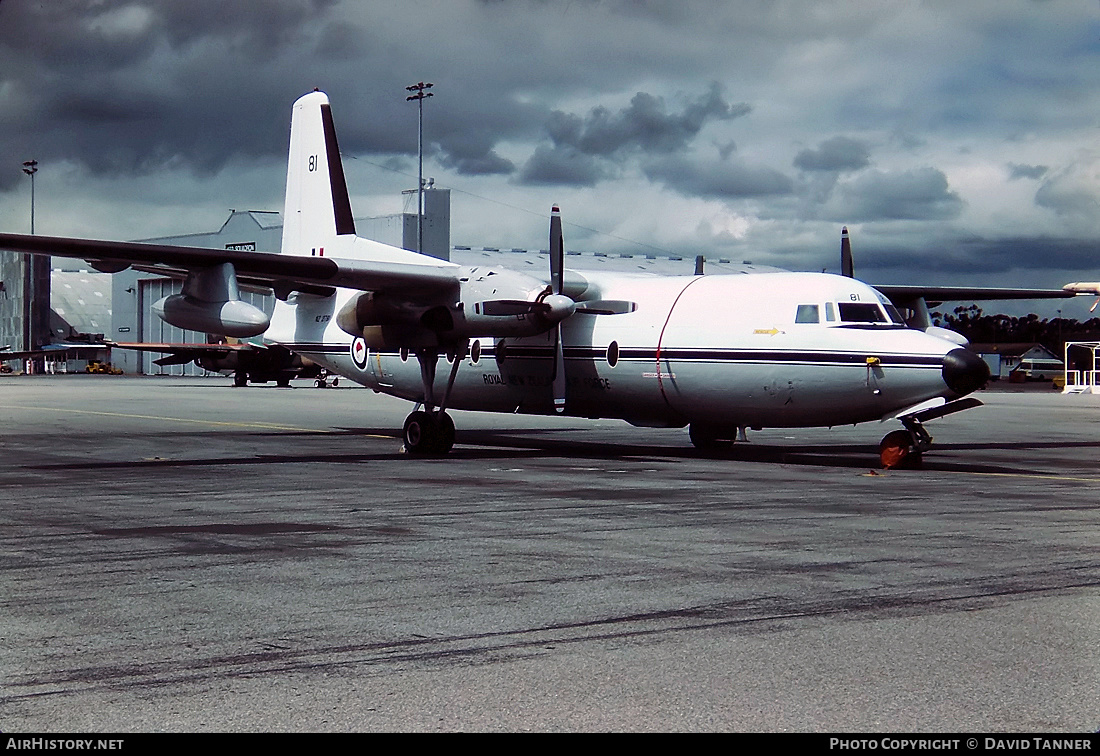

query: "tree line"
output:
931 305 1100 352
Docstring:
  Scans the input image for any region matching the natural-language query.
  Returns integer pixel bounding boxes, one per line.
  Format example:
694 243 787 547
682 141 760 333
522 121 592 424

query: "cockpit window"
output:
838 302 888 323
795 304 820 323
883 303 905 325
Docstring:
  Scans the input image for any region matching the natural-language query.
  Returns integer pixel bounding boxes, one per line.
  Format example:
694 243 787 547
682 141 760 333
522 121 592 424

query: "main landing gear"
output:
879 417 932 470
402 343 467 456
688 423 749 451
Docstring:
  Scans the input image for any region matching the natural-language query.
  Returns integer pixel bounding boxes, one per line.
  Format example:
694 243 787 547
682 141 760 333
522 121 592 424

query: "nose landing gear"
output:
879 417 932 469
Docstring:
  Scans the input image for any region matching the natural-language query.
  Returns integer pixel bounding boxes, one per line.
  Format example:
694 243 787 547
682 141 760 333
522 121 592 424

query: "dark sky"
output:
1 0 1098 315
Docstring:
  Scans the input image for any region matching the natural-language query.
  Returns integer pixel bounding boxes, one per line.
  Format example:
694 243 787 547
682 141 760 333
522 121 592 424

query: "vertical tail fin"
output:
281 90 356 257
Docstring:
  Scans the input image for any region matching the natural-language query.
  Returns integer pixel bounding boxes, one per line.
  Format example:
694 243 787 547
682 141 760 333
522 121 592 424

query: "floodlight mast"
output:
405 82 433 254
21 160 38 358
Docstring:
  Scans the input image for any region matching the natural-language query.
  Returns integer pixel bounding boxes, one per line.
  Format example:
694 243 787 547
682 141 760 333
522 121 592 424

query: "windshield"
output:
838 302 888 323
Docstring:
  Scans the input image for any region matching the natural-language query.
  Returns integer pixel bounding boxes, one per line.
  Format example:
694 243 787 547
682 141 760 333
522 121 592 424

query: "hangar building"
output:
111 188 450 375
4 184 769 377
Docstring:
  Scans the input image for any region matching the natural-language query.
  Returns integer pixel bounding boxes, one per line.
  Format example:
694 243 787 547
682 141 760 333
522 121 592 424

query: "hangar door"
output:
138 277 274 376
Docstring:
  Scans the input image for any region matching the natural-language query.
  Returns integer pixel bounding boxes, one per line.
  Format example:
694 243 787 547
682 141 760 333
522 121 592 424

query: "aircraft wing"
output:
0 233 461 298
874 284 1076 304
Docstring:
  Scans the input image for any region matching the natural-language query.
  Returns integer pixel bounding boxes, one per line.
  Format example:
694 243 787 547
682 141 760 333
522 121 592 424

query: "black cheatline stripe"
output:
557 347 942 366
325 343 943 367
320 104 356 237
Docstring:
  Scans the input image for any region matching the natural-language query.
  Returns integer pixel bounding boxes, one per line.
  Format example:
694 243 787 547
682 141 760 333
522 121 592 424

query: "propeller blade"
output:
573 300 637 315
552 327 566 413
550 205 564 296
550 205 567 412
478 299 547 317
841 226 854 278
478 296 575 322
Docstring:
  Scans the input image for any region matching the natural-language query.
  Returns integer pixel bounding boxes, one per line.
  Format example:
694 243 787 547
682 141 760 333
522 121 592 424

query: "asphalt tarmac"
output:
0 375 1097 733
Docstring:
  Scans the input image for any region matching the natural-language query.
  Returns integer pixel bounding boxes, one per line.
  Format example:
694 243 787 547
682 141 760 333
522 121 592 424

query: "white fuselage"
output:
267 270 968 431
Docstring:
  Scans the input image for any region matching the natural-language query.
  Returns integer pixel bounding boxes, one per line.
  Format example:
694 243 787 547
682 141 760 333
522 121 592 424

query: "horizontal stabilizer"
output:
153 353 199 367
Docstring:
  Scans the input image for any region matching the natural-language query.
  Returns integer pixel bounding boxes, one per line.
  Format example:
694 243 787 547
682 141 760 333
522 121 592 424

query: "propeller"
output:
550 205 567 412
841 226 854 278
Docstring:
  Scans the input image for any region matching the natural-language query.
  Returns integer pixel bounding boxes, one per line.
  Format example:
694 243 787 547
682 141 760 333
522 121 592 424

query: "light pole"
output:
405 82 433 253
21 160 38 360
22 160 37 234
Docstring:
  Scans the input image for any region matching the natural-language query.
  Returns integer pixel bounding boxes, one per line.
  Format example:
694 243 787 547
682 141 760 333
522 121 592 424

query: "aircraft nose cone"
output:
942 348 990 395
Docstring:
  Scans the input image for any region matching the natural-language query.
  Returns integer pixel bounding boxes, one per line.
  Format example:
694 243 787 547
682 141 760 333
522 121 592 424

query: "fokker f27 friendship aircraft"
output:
0 91 1092 467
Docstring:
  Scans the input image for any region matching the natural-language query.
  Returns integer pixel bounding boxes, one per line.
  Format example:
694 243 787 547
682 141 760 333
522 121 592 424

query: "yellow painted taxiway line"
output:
0 404 335 433
942 469 1100 484
864 468 1100 483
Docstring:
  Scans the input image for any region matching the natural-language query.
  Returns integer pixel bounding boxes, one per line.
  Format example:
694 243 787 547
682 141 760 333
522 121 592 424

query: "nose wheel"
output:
879 417 932 469
879 430 921 469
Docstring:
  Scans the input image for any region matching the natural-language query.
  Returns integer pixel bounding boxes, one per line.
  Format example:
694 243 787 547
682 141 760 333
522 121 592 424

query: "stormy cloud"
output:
794 137 872 174
518 84 749 186
835 168 966 222
0 0 1096 313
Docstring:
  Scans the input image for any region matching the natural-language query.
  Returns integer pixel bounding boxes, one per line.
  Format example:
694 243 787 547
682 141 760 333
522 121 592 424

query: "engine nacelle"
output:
152 261 269 338
153 295 270 338
336 291 424 336
87 259 131 274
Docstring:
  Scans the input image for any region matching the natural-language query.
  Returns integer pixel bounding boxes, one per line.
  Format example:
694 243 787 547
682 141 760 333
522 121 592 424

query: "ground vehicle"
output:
86 361 123 375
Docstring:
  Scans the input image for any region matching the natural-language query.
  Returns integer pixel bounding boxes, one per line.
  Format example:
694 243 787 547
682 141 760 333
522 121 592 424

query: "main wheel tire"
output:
403 411 437 455
689 423 734 452
434 412 456 455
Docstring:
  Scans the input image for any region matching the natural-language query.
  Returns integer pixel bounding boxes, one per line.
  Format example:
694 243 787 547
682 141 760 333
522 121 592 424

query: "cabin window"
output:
470 340 481 365
795 304 820 323
606 340 619 368
838 302 887 323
